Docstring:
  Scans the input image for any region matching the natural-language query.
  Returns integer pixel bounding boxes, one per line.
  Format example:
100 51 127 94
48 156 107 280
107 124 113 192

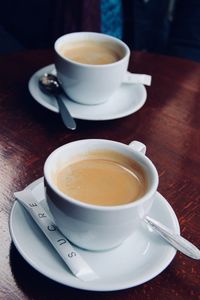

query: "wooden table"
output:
0 49 200 300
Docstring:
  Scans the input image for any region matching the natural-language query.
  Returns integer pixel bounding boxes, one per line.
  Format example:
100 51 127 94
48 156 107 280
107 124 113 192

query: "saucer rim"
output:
28 64 147 121
10 177 180 292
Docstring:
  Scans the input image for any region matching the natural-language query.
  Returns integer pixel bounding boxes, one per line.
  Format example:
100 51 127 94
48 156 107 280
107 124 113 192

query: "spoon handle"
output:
55 95 76 130
145 216 200 259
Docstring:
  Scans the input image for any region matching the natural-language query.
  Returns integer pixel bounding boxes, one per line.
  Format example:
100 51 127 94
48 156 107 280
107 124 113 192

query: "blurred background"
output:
0 0 200 62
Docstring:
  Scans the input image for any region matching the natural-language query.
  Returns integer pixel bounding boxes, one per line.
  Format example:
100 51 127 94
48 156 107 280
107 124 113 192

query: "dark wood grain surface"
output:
0 49 200 300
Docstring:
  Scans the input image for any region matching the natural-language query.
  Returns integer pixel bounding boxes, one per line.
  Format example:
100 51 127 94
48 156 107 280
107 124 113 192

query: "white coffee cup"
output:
54 32 151 105
44 139 158 251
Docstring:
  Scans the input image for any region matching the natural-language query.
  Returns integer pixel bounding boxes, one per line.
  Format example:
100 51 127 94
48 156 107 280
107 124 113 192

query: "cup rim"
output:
44 139 159 211
54 31 130 68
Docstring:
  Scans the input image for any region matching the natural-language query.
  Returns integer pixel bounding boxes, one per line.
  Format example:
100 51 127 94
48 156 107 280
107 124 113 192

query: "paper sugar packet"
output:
14 189 98 281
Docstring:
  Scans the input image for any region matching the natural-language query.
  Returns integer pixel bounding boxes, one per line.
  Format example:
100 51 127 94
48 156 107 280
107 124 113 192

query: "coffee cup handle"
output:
123 71 152 86
129 141 147 155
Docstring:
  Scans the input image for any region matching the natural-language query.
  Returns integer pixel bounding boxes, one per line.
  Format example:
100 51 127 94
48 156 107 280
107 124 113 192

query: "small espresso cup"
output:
54 32 151 105
44 139 158 251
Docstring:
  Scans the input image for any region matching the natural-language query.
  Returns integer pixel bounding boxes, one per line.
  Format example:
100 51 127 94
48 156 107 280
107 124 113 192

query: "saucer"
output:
28 64 147 121
9 178 180 291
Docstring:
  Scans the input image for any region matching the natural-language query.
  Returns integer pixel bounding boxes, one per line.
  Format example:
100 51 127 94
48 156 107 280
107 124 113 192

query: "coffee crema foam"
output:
58 41 121 65
54 151 147 206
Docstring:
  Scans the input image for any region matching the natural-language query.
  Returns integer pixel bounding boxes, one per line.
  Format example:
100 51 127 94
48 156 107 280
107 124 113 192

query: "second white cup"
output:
54 32 151 105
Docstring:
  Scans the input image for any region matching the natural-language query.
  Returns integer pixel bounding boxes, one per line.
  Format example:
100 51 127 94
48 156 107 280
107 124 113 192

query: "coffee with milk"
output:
58 40 122 65
54 150 147 206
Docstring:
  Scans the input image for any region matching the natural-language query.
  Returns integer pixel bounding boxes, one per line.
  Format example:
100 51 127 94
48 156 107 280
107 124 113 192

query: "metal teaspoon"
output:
144 216 200 259
39 73 76 130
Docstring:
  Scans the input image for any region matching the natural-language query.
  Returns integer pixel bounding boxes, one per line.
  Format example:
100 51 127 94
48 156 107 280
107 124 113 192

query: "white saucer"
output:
9 178 180 292
28 64 147 121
